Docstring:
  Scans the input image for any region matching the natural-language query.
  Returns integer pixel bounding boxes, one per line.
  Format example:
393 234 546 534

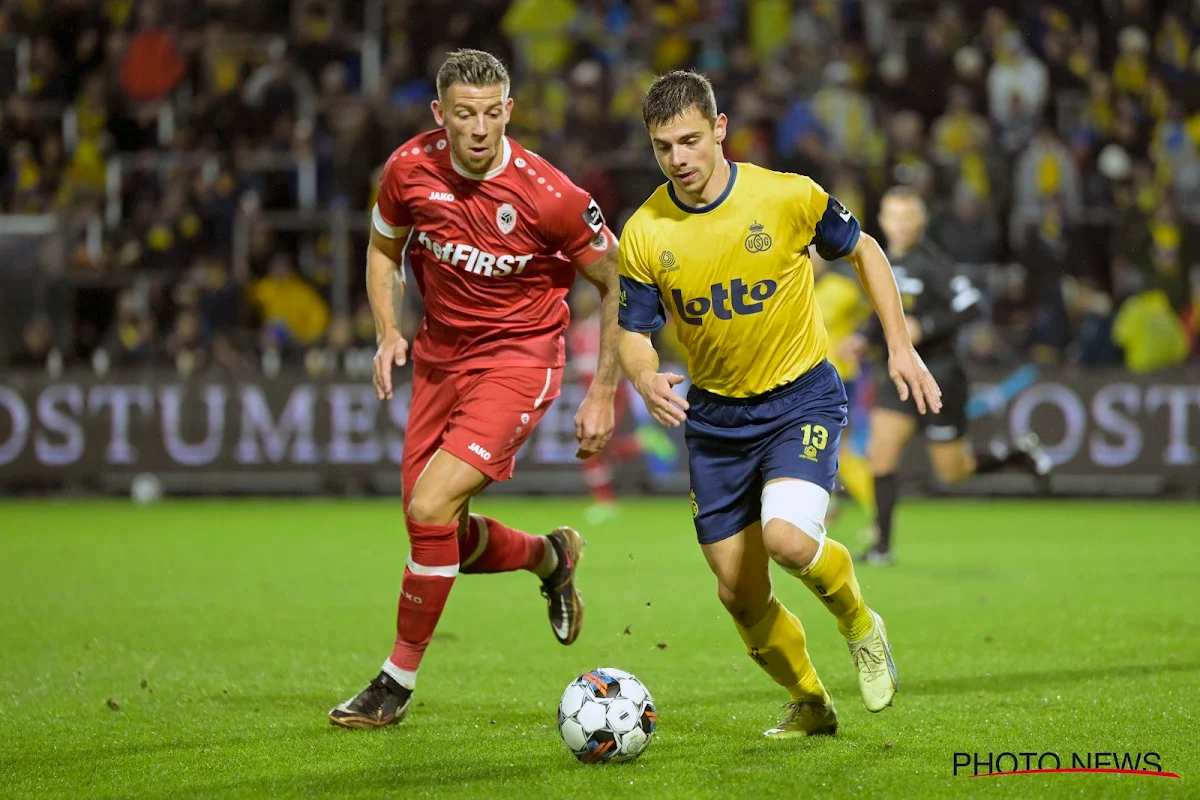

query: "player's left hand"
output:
575 386 616 459
888 344 942 416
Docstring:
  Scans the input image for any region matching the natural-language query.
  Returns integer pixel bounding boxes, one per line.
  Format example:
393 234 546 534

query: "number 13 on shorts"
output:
799 423 829 462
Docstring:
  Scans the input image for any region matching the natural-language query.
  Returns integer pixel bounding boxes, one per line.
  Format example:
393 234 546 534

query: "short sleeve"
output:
618 225 666 333
373 152 413 238
546 178 613 265
805 181 861 262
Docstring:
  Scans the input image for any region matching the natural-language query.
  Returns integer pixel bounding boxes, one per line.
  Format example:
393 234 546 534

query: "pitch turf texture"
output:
1 498 1196 799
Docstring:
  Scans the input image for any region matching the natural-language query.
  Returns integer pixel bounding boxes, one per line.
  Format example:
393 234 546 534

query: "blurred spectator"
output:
1112 289 1190 373
119 0 187 103
987 31 1049 127
10 316 57 368
102 290 160 367
813 61 877 165
248 253 330 351
1011 122 1083 249
930 86 990 167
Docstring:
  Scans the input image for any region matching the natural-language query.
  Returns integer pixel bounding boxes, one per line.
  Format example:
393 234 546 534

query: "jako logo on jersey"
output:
468 442 492 461
429 191 455 202
416 231 533 277
671 278 778 325
402 590 423 604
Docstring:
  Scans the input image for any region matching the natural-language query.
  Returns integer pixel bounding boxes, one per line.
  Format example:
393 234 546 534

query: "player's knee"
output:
716 583 766 627
761 519 820 571
759 481 827 571
932 457 971 484
406 491 459 526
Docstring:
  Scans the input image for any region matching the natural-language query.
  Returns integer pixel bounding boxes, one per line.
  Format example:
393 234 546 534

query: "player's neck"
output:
888 240 919 259
675 156 731 208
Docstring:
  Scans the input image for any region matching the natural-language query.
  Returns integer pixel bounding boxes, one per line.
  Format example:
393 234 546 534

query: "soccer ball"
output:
557 667 657 763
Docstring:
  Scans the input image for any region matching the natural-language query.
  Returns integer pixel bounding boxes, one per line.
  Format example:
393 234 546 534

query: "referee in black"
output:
847 186 1052 565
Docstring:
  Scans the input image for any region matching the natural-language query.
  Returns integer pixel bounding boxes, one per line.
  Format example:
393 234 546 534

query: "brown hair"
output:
642 70 718 129
436 49 510 100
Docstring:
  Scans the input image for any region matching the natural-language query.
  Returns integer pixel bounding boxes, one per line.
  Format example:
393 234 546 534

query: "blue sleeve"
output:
812 195 861 261
618 275 666 333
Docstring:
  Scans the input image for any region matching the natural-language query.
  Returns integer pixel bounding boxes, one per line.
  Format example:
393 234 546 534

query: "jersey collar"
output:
667 161 738 214
450 137 512 181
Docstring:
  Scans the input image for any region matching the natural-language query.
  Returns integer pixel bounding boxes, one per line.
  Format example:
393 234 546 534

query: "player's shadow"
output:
914 660 1200 696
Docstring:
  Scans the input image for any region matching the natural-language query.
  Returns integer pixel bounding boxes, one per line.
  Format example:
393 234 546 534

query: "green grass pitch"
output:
1 497 1197 798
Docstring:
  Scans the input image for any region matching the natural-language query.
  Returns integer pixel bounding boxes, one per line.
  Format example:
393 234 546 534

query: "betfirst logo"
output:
416 231 533 277
671 278 778 325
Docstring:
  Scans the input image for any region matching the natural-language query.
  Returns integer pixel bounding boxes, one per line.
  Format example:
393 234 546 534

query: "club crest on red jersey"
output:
497 203 517 235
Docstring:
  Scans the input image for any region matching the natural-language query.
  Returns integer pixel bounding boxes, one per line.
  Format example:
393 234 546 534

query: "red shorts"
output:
402 361 562 508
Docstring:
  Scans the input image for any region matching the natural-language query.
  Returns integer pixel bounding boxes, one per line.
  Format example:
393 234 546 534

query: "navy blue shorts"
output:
685 360 848 545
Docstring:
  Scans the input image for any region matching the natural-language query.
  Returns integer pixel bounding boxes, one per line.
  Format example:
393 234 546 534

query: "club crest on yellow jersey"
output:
744 220 772 253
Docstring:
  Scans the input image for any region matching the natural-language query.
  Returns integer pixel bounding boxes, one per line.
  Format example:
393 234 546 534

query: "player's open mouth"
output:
468 147 490 157
676 170 697 183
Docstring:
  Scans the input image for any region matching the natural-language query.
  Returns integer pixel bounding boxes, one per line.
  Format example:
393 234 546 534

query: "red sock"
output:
608 435 642 461
459 514 545 574
387 518 459 685
582 457 616 503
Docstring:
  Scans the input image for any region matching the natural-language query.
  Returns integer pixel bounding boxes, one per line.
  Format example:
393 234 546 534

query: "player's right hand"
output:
636 372 690 428
373 331 408 400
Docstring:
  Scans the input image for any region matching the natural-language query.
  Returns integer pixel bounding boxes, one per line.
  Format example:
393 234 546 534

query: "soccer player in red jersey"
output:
329 50 621 729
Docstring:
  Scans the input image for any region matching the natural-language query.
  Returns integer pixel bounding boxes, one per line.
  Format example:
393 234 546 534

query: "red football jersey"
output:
373 130 614 371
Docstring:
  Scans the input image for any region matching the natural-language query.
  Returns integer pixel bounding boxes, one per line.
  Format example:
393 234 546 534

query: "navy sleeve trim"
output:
618 275 667 333
812 195 861 261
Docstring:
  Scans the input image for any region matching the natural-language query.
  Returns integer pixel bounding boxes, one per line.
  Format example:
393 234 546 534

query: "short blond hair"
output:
436 49 510 100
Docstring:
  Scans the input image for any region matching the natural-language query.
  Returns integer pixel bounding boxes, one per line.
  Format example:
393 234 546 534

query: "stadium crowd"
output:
3 0 1199 375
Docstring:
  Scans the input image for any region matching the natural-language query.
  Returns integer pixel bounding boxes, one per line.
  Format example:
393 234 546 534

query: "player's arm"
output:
616 233 689 428
554 184 622 457
617 329 688 427
572 244 622 458
573 247 621 391
845 233 942 414
911 272 984 348
368 165 413 400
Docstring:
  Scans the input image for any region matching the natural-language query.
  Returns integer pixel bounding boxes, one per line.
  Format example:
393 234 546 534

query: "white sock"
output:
533 537 559 579
380 660 417 691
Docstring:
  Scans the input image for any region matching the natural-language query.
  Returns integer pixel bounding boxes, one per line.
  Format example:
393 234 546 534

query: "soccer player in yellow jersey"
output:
616 71 942 737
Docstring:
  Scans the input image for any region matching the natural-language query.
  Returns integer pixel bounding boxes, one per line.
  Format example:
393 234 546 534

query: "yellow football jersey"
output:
618 162 862 398
815 269 873 381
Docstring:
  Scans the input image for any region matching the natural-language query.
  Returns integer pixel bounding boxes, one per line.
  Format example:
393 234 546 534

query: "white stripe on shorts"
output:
533 367 553 409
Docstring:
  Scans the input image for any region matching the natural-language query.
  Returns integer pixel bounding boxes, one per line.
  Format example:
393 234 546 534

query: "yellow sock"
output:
787 538 873 641
839 451 875 512
733 597 825 701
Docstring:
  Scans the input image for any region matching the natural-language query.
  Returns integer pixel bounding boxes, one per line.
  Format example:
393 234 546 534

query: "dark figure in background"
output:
849 187 1053 566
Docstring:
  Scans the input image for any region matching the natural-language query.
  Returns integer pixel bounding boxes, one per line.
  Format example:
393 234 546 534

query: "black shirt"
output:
875 240 984 363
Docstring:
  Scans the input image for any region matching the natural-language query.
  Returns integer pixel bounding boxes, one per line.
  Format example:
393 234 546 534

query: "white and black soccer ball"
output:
557 667 657 763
